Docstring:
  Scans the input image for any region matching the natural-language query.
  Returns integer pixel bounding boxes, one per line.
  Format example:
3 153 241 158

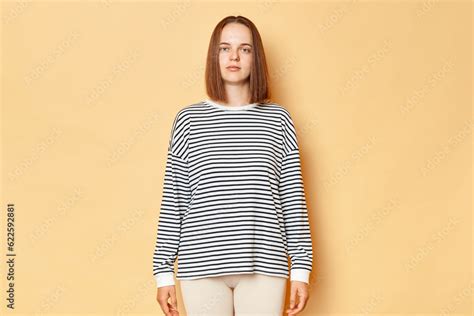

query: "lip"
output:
226 66 241 71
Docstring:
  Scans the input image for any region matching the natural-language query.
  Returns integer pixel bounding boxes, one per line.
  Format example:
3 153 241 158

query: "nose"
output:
230 48 239 61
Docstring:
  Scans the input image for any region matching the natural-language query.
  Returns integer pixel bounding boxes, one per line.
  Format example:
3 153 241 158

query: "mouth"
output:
226 66 241 71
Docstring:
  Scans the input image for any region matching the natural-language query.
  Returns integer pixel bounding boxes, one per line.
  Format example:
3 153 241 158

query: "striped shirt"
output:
152 99 313 288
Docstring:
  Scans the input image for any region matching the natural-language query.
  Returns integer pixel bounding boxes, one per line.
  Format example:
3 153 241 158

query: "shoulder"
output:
174 101 202 120
259 101 294 120
170 101 206 129
259 101 296 130
167 102 203 154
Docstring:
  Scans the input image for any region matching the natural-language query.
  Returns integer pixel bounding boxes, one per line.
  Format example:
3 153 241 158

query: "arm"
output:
279 110 314 284
153 110 190 288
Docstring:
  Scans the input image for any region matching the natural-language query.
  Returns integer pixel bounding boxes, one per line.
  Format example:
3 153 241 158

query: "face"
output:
218 22 253 85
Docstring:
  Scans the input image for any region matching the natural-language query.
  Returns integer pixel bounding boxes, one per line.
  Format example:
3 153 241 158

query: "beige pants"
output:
179 273 287 316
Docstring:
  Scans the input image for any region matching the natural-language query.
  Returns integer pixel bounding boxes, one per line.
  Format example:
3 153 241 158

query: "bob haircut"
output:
205 16 271 105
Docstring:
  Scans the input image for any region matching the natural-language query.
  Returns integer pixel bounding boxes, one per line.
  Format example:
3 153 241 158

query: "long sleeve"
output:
279 110 314 284
152 110 190 288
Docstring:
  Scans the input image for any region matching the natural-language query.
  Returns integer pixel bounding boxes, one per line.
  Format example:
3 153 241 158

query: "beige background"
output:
1 1 472 315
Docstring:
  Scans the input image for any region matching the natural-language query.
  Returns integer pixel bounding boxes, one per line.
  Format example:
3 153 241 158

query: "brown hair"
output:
205 16 271 104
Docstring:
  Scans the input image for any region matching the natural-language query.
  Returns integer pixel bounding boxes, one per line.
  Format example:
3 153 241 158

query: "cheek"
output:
243 57 253 69
218 55 226 66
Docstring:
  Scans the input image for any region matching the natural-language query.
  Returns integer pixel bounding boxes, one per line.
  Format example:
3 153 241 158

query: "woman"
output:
153 16 313 316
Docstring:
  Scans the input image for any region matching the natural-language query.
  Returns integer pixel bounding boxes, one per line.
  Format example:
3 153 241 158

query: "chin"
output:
222 74 250 83
223 78 249 85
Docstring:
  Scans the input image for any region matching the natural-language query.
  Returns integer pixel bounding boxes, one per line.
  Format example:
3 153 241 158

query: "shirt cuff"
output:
155 271 175 288
290 268 310 284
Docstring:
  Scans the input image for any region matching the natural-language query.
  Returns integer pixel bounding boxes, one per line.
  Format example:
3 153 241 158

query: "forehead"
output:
219 23 253 45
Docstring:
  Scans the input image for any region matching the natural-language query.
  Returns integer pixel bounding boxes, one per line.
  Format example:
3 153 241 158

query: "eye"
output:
219 47 229 52
241 47 252 53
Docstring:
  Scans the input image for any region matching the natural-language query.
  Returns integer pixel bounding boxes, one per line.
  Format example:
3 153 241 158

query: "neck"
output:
224 81 251 106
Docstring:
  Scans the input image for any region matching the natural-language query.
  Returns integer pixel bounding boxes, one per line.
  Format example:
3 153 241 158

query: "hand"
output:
286 281 309 315
156 285 179 316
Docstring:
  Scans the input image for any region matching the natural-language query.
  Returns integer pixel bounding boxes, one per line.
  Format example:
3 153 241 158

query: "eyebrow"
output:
219 42 253 47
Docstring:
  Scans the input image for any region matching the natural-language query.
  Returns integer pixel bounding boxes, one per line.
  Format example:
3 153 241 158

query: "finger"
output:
168 302 178 312
171 307 179 316
171 306 180 316
290 292 308 315
158 300 170 316
169 287 178 311
167 302 179 315
289 286 297 310
158 297 170 314
157 292 171 316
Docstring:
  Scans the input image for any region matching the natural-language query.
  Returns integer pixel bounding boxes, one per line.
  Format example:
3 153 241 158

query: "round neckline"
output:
204 99 258 111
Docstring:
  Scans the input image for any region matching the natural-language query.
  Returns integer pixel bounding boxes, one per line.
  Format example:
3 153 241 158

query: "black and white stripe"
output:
152 99 313 288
